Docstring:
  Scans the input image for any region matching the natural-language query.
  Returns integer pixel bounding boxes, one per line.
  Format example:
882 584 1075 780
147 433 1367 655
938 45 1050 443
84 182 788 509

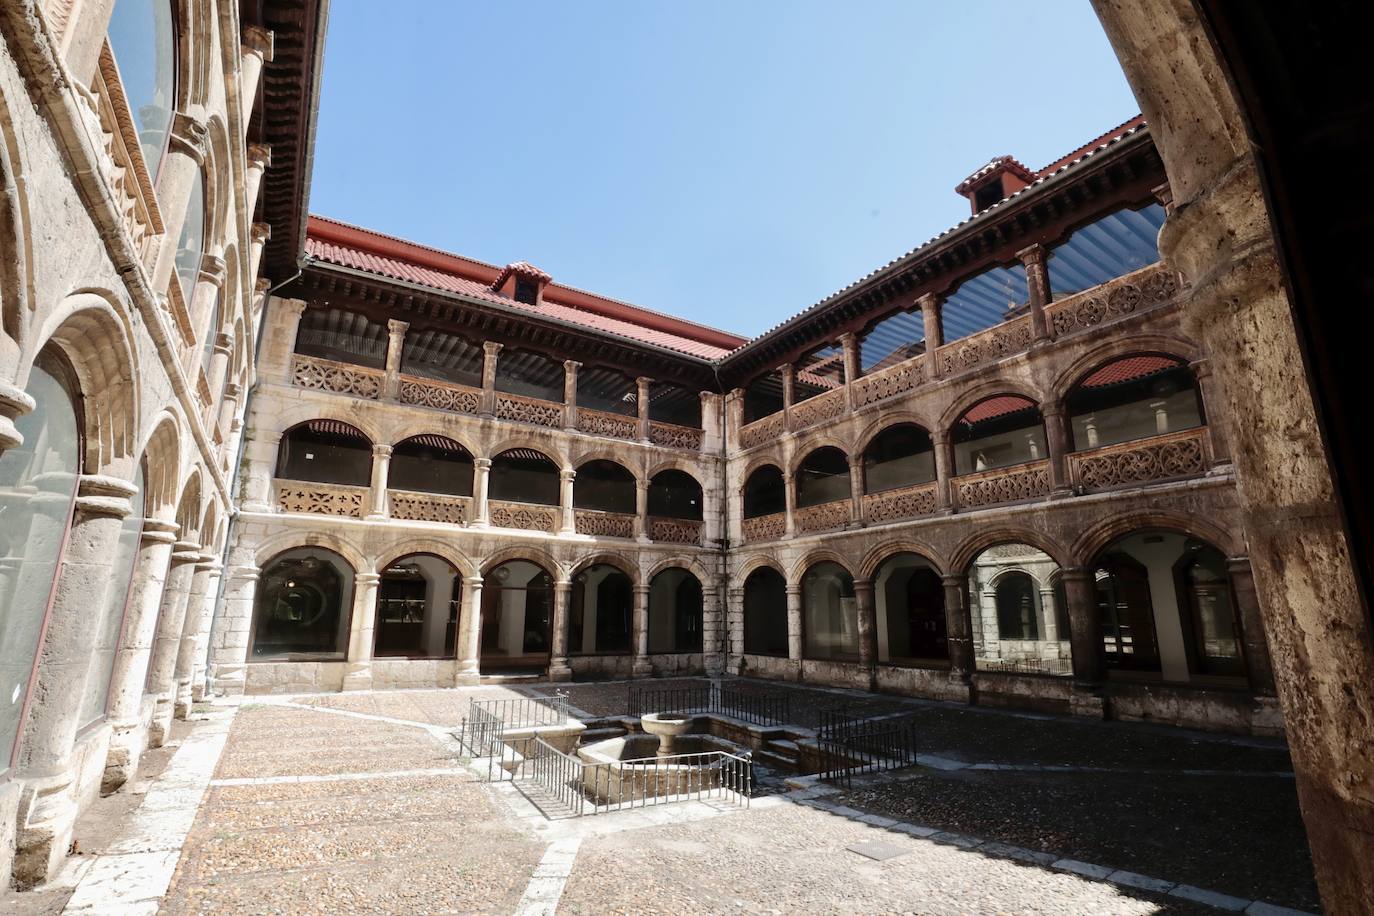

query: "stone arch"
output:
939 381 1045 433
788 437 853 477
479 545 563 580
741 455 785 485
175 0 215 112
987 565 1047 590
483 435 564 466
734 553 786 582
646 456 704 480
572 450 641 484
950 527 1070 574
172 469 201 543
854 411 937 457
251 528 368 574
202 115 232 253
789 549 856 587
1070 509 1242 566
1051 335 1202 404
270 409 384 449
372 539 477 580
645 555 715 587
137 410 185 519
0 79 33 359
388 420 478 457
27 291 140 476
568 552 639 585
198 499 219 552
858 539 949 581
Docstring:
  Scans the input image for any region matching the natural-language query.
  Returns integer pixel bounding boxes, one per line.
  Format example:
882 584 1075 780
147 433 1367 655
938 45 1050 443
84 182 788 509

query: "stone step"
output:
580 726 628 742
752 749 802 772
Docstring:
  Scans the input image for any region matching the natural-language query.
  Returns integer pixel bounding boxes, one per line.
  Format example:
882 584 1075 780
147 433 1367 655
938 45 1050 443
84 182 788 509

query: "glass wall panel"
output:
953 396 1045 474
743 466 784 518
0 362 81 765
495 348 563 402
875 553 947 666
793 343 845 402
859 310 925 375
1048 203 1166 299
400 329 482 387
570 564 632 654
490 449 558 505
173 169 205 306
295 307 387 369
863 424 934 493
743 372 784 423
577 366 637 416
387 435 472 496
968 544 1070 675
481 560 552 669
743 568 788 657
648 470 702 520
1068 356 1202 450
802 561 857 661
795 447 850 507
374 554 459 659
648 568 703 654
647 383 700 428
251 548 353 659
573 460 635 513
941 264 1029 343
276 422 372 486
107 0 176 176
1177 544 1243 678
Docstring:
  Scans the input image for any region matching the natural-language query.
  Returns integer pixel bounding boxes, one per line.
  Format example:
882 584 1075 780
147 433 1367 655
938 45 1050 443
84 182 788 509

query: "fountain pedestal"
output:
640 712 692 757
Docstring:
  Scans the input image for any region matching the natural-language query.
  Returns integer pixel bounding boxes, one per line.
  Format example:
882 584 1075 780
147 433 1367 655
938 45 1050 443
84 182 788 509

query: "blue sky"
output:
310 1 1139 338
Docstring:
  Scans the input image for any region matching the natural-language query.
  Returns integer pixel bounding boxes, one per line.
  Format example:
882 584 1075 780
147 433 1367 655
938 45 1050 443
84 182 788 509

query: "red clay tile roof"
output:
955 155 1037 195
1080 354 1183 388
1036 114 1147 177
492 261 552 289
960 395 1038 425
305 216 746 360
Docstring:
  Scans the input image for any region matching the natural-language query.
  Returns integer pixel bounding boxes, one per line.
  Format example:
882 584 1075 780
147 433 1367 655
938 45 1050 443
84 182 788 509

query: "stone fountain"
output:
640 711 693 757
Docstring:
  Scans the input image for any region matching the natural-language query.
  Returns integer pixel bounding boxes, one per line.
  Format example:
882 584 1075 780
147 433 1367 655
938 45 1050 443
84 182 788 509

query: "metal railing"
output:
455 692 570 779
628 681 790 727
817 709 920 788
518 736 753 817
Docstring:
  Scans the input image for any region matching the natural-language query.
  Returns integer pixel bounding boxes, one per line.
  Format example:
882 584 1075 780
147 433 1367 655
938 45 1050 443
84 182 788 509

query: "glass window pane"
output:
859 310 925 375
495 349 563 402
648 568 703 654
482 561 553 668
743 568 788 657
795 448 850 507
953 397 1045 474
1048 204 1166 299
863 425 934 493
802 562 858 660
400 329 482 387
387 436 472 496
942 263 1029 343
1069 358 1201 450
875 553 946 666
648 470 702 520
743 465 785 518
251 548 353 659
573 461 635 513
295 308 388 369
794 343 844 402
174 169 205 306
577 367 637 416
570 564 631 655
79 465 145 728
968 544 1071 676
107 0 176 176
276 424 372 487
375 555 460 660
490 450 559 505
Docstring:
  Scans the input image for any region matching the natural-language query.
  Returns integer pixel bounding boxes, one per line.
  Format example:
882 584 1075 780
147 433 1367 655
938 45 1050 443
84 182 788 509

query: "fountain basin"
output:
640 712 693 756
576 734 743 804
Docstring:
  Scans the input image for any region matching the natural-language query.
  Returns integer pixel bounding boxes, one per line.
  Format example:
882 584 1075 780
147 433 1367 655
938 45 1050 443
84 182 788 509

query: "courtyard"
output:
6 678 1317 915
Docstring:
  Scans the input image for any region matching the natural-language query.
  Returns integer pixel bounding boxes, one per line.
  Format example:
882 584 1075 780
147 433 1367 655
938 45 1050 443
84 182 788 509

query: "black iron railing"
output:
817 709 920 788
455 692 569 779
628 681 790 727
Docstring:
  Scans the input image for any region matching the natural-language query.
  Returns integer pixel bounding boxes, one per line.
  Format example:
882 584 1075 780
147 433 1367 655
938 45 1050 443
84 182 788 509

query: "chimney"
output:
491 261 552 306
955 155 1037 215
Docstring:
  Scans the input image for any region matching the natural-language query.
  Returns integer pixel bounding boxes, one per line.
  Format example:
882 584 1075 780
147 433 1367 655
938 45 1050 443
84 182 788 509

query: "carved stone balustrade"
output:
275 480 368 518
741 512 786 544
388 489 471 525
291 354 382 400
936 315 1033 376
649 421 704 451
953 461 1051 510
852 356 925 409
488 499 558 533
862 481 938 524
573 509 635 538
398 374 481 415
649 517 703 545
576 407 639 441
1068 427 1209 493
495 392 564 428
739 413 785 451
790 388 846 430
1045 262 1180 339
795 499 851 534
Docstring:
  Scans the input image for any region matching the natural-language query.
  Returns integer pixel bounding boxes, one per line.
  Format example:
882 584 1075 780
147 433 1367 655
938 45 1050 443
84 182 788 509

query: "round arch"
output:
479 545 563 580
1071 509 1242 566
568 551 639 585
950 527 1071 573
939 381 1045 432
571 446 644 480
250 529 369 575
646 555 716 586
854 412 936 456
859 539 948 581
1051 335 1201 403
136 410 185 519
790 549 856 587
482 436 564 466
734 553 787 583
788 437 853 477
389 421 478 458
372 539 478 580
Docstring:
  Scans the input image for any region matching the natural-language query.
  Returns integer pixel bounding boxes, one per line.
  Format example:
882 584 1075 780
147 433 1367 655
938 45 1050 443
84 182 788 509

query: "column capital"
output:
0 380 35 451
560 468 577 481
483 341 503 357
1016 242 1048 266
940 573 967 587
636 376 653 388
554 579 573 592
633 584 651 597
387 318 409 337
169 111 208 162
785 584 802 597
242 25 275 61
278 297 308 318
474 457 492 470
1058 565 1093 583
372 444 393 458
916 291 942 310
251 222 272 245
356 572 382 586
75 474 139 519
564 359 581 371
462 575 485 587
246 142 272 170
852 577 874 592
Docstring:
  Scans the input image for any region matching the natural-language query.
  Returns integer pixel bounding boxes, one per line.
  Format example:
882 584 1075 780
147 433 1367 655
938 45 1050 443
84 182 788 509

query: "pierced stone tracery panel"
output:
853 358 924 408
489 500 557 533
790 389 846 430
398 376 481 415
574 509 635 538
275 481 367 518
388 489 471 525
936 316 1033 376
291 354 382 399
1070 428 1207 492
954 461 1050 510
650 517 703 545
1046 263 1180 338
649 421 703 451
739 413 784 451
496 393 564 428
862 482 937 524
795 499 850 534
576 408 639 441
741 512 786 544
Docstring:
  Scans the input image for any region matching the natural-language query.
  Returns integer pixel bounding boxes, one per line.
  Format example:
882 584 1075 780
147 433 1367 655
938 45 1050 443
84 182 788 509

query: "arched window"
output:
276 421 372 486
388 435 473 496
743 465 784 518
953 396 1045 474
80 464 146 728
1047 203 1166 299
795 447 849 507
863 424 934 493
250 548 354 660
375 554 460 660
968 543 1070 675
649 470 702 520
481 560 553 671
1095 553 1160 672
489 449 559 505
1068 355 1202 450
875 553 946 666
941 263 1030 343
859 310 926 376
573 460 635 513
496 348 564 403
742 567 788 657
1176 543 1244 678
0 357 82 763
577 366 637 416
743 371 784 423
647 382 700 428
295 307 387 369
648 568 704 654
570 564 632 655
401 328 483 388
802 561 857 661
107 0 177 177
794 342 845 402
173 168 206 306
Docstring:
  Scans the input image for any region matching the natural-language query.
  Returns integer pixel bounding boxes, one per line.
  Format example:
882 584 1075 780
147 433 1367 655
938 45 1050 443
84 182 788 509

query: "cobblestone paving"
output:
558 802 1217 915
296 685 533 727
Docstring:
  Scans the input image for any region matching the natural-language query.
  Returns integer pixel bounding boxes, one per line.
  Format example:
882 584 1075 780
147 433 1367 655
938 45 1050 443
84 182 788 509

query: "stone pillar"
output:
1018 243 1052 342
102 517 178 791
839 331 860 411
549 580 573 682
207 563 258 697
631 584 653 677
780 363 795 430
699 391 723 453
854 578 877 690
383 319 408 400
942 574 974 685
783 470 797 538
342 572 381 691
264 297 307 384
724 388 745 451
1191 358 1232 467
13 474 136 885
239 25 275 123
785 584 804 668
726 585 746 672
634 477 650 543
244 144 271 214
455 575 484 686
367 444 393 519
931 430 954 514
217 382 242 449
562 360 581 430
703 584 724 676
238 430 277 513
1227 557 1277 697
847 460 865 527
172 556 218 718
1042 400 1073 498
470 458 491 527
0 382 35 456
558 469 577 534
918 293 943 354
1060 567 1103 688
480 342 502 416
636 377 652 442
248 222 270 282
145 542 200 746
206 333 233 404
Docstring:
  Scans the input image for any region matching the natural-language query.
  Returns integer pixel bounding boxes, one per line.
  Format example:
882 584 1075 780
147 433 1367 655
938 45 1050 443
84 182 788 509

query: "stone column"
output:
248 222 271 282
455 575 484 686
780 363 795 430
1018 243 1052 342
724 388 745 451
470 458 491 527
1060 567 1103 688
206 333 233 406
216 382 241 441
931 430 955 514
146 542 201 746
207 563 258 697
13 474 136 885
848 460 865 527
942 574 974 685
102 517 178 791
367 444 393 519
342 572 381 691
239 25 275 123
699 391 723 453
839 331 860 411
636 377 652 442
480 342 502 416
1042 400 1073 498
632 584 653 677
549 580 573 682
562 360 581 430
854 578 878 690
726 585 745 672
785 585 803 680
244 144 271 214
634 477 650 543
783 470 797 538
1191 358 1232 467
263 297 307 384
0 382 35 456
1227 557 1277 697
558 469 577 534
172 556 218 718
703 584 724 676
918 293 944 355
383 319 408 400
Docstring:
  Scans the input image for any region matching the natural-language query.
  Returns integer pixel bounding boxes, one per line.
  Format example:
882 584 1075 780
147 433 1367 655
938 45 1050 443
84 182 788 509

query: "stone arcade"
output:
0 0 1370 911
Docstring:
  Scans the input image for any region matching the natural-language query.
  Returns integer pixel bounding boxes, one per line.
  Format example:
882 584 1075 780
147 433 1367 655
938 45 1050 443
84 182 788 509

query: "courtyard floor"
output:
10 678 1319 914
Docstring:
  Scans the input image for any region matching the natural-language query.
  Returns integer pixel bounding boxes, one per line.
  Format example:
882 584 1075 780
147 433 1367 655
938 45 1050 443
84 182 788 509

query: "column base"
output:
454 662 480 687
147 697 175 747
174 679 194 719
547 663 573 683
101 718 147 795
13 774 77 887
1048 487 1075 501
341 662 373 692
210 663 247 697
1069 682 1107 718
631 658 654 678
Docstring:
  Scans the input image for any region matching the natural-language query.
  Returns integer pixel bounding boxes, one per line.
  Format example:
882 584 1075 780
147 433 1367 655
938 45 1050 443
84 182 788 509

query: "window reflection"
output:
107 0 176 177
